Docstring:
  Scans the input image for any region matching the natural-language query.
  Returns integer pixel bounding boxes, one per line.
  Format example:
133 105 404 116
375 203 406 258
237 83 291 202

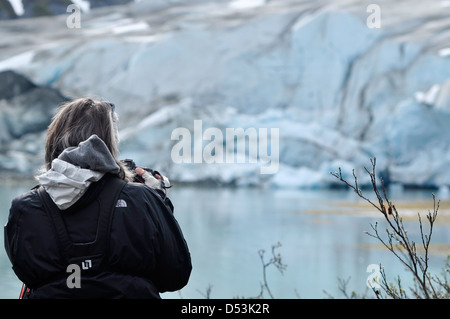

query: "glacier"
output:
1 0 450 189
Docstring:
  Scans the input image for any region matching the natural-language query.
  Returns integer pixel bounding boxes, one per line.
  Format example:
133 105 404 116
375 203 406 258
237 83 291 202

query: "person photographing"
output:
4 97 192 298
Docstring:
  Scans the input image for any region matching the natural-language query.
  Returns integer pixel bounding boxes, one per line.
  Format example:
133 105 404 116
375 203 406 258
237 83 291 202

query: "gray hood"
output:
38 135 121 210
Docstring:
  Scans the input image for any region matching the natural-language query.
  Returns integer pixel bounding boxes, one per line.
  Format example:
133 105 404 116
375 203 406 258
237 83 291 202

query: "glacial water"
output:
0 180 448 299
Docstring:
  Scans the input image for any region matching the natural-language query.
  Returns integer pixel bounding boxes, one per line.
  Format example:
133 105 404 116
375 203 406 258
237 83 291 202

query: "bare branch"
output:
330 157 446 298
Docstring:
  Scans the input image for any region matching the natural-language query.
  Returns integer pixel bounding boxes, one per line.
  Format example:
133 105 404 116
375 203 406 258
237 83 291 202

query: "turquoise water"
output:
0 180 448 299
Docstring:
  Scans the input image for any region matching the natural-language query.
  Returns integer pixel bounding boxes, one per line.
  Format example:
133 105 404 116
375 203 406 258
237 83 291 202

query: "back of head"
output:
44 97 132 181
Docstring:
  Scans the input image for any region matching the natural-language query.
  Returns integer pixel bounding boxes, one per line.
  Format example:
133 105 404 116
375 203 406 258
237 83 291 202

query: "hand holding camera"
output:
135 167 171 192
122 159 171 195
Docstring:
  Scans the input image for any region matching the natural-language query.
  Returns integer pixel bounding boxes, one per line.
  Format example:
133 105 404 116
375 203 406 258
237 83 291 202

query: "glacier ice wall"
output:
1 0 450 188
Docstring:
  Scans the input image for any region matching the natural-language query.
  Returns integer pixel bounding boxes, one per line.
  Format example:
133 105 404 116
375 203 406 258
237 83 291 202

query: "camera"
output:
122 159 162 184
121 159 173 210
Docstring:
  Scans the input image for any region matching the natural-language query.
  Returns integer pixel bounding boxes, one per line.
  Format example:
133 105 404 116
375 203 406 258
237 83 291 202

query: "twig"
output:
330 157 445 298
255 242 287 299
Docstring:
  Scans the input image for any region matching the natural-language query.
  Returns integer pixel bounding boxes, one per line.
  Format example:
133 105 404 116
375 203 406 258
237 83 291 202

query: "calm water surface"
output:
0 180 448 299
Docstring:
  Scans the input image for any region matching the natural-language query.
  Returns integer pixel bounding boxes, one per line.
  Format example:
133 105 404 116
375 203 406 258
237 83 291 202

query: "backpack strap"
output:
37 174 127 273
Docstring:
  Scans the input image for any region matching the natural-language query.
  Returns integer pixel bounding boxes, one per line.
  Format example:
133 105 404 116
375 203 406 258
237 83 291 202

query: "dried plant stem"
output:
330 157 446 298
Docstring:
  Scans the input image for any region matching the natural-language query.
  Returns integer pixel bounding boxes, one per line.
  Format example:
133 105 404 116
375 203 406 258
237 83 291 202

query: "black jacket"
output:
4 174 192 298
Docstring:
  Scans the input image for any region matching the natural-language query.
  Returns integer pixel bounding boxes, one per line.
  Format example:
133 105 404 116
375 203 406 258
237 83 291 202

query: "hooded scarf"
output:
38 135 121 210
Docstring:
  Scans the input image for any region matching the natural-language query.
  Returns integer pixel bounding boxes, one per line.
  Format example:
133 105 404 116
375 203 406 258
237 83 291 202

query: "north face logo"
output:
116 199 127 207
